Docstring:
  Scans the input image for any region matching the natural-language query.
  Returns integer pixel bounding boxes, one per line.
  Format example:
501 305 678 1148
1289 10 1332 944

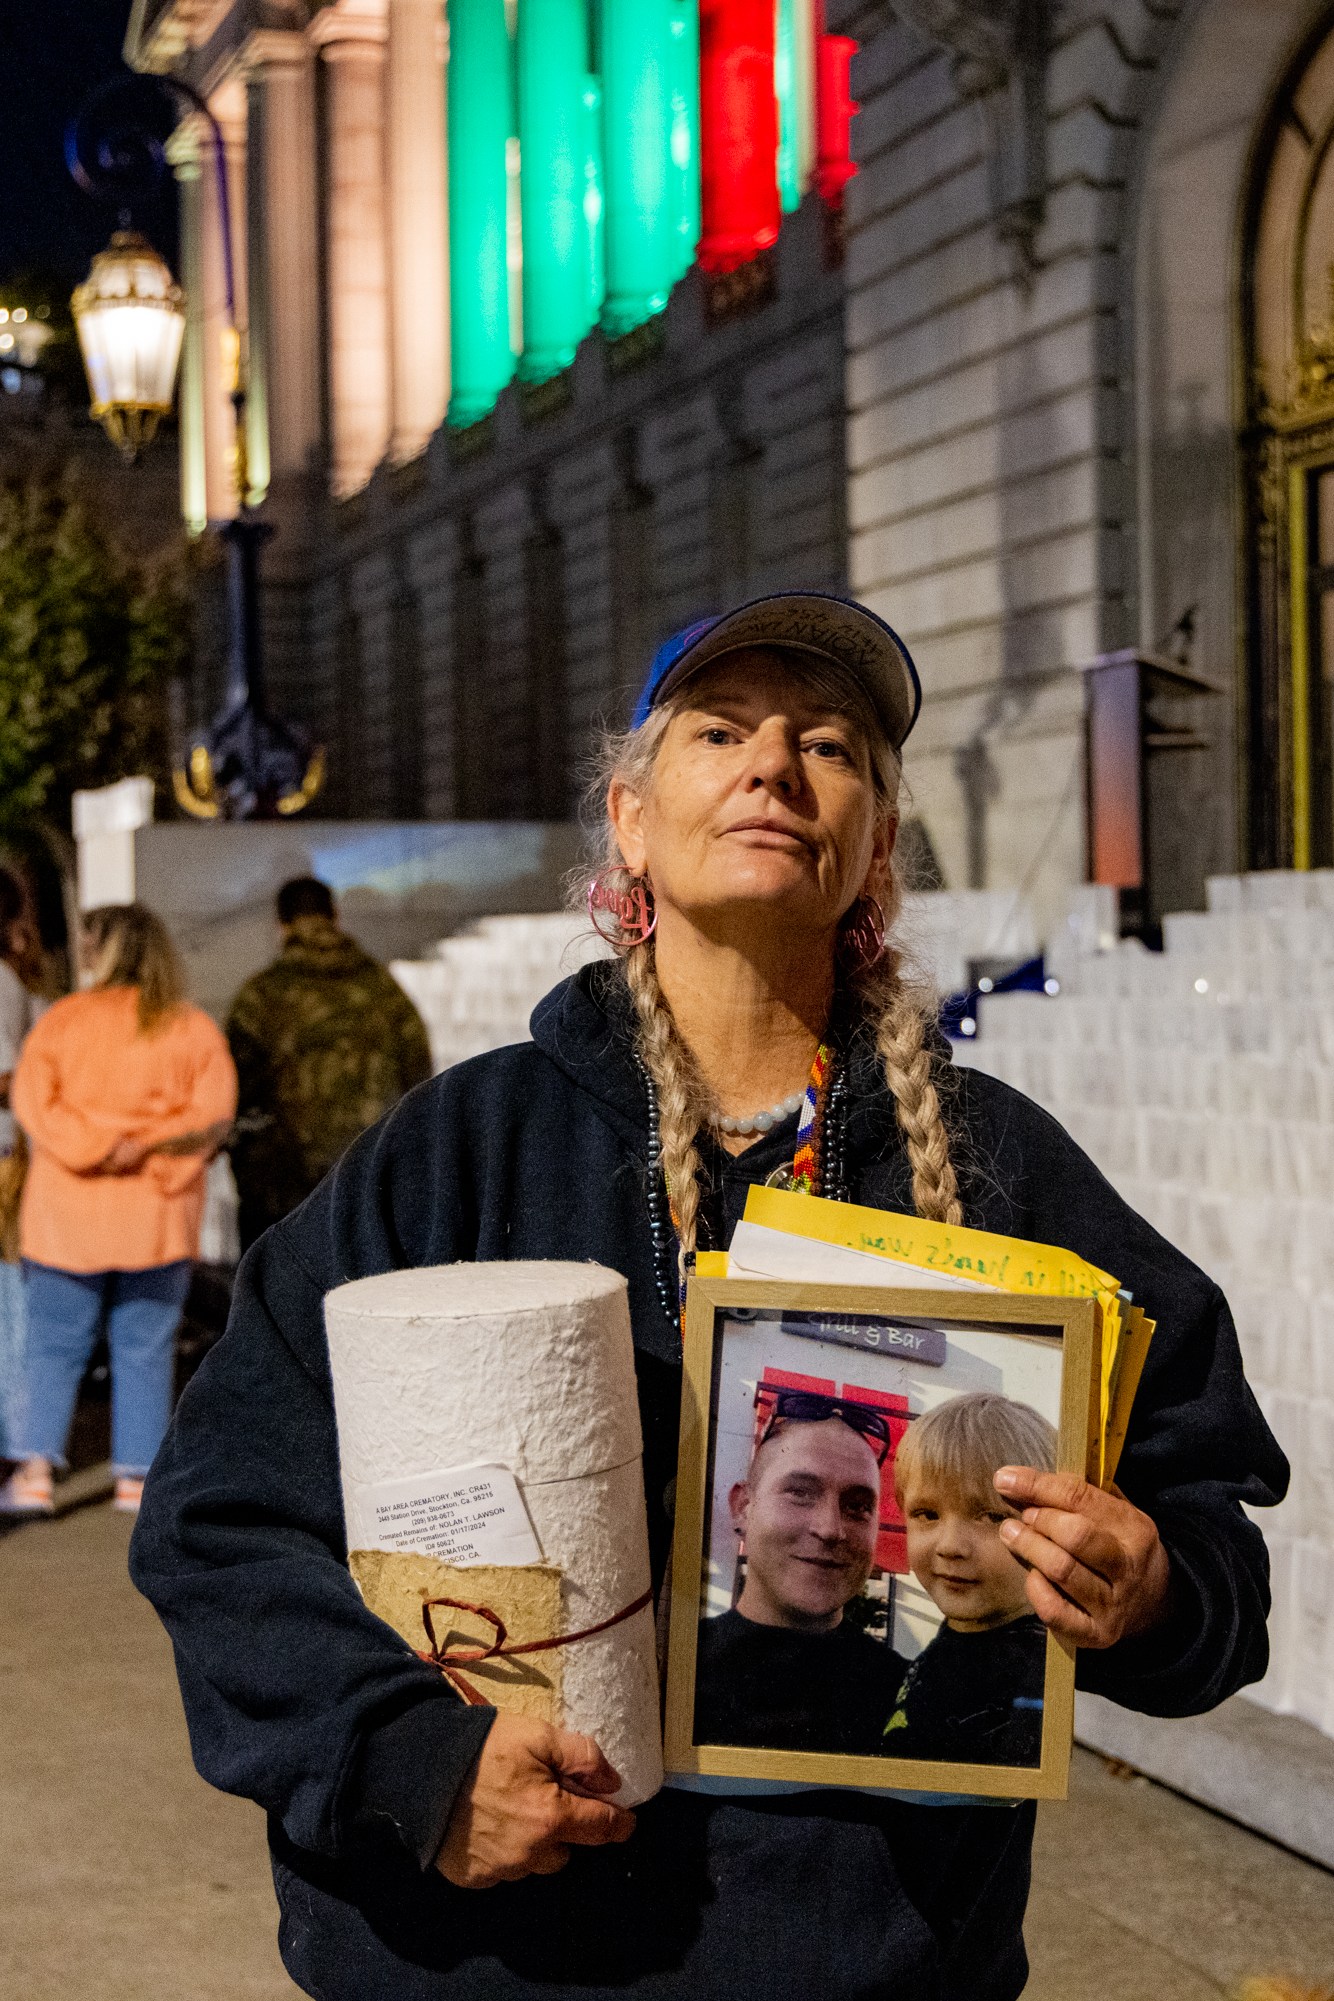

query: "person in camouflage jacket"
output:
226 878 434 1248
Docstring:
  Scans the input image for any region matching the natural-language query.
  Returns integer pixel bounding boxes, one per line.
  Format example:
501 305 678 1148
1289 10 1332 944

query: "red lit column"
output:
697 0 780 275
814 26 858 208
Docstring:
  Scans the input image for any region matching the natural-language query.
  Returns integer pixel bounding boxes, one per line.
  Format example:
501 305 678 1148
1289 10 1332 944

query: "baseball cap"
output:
630 590 922 752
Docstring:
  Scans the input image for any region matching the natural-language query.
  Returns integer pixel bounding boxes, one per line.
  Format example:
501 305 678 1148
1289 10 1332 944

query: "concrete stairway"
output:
956 870 1334 1858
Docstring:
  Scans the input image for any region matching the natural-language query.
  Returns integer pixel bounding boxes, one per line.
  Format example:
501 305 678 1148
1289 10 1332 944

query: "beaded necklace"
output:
636 1039 846 1339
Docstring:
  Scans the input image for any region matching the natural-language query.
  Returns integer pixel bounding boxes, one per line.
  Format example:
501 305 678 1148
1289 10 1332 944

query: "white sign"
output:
351 1463 543 1567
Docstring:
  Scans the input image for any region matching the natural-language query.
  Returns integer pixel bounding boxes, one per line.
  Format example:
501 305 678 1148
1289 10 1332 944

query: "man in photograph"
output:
694 1394 909 1755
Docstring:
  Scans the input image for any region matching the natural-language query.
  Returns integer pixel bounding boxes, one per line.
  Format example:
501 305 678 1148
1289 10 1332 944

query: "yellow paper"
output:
1103 1308 1155 1488
743 1185 1120 1299
740 1186 1131 1484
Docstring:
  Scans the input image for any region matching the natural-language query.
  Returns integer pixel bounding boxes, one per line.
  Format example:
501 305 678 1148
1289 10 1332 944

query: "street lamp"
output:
70 230 186 459
68 77 323 821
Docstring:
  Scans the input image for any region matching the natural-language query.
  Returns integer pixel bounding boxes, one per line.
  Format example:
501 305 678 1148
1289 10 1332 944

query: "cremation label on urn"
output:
351 1463 544 1567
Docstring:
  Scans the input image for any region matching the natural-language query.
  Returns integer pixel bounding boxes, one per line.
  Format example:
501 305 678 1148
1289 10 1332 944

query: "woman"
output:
1 903 236 1516
0 865 47 1460
130 593 1284 2001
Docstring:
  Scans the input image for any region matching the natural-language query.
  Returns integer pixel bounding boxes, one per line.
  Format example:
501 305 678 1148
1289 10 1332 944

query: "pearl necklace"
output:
711 1092 806 1136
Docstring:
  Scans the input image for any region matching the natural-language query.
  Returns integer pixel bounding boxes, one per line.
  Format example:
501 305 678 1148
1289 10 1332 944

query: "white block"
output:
1305 1403 1334 1543
71 775 155 839
1290 1539 1333 1731
1256 1388 1307 1540
198 1155 240 1266
1245 1531 1294 1715
1313 1299 1334 1403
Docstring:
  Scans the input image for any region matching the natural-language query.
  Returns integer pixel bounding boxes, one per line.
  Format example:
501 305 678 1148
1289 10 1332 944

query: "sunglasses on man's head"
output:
757 1390 892 1465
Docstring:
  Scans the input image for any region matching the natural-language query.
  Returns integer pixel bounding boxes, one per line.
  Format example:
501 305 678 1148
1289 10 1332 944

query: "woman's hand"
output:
992 1466 1174 1649
435 1714 636 1889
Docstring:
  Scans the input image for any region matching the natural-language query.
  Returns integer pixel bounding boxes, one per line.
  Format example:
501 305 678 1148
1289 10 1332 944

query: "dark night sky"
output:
0 0 178 296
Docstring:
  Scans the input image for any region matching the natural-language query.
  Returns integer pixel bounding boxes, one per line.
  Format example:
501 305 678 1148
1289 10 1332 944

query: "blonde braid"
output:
856 895 964 1227
622 939 708 1275
876 993 963 1223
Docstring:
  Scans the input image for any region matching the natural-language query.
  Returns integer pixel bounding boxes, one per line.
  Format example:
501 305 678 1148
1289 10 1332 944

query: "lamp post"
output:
68 76 323 821
70 231 186 458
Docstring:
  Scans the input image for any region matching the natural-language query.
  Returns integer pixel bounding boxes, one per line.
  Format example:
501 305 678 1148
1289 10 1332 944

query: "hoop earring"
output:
587 866 658 950
839 894 886 974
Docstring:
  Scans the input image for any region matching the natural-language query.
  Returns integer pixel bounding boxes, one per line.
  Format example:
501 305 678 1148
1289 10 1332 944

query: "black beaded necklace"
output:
634 1050 852 1343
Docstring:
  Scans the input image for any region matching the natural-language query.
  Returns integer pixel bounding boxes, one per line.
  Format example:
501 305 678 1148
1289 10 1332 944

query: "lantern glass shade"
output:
71 232 186 458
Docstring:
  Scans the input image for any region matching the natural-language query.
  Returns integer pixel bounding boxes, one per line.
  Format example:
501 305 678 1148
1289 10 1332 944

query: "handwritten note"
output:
351 1463 543 1567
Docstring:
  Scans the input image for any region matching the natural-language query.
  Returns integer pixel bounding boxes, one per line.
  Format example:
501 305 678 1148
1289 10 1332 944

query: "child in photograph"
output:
883 1393 1058 1767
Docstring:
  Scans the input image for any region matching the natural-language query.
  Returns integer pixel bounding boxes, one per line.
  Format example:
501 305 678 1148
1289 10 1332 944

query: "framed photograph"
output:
664 1278 1098 1801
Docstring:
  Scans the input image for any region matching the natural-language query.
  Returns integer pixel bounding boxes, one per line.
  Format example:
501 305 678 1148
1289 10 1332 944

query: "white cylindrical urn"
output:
325 1261 663 1804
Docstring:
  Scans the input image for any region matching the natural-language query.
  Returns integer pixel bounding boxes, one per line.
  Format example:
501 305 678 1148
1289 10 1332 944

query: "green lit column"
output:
775 0 802 214
668 1 701 277
447 0 515 426
599 0 676 338
517 0 591 383
582 75 606 323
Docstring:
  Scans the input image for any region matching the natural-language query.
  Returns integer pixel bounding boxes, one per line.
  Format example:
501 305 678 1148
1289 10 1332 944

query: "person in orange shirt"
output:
0 903 236 1517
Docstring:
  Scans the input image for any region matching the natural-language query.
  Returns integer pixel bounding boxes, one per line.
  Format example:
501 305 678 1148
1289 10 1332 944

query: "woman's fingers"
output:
993 1464 1173 1649
549 1790 636 1849
1002 1506 1127 1586
1023 1567 1100 1644
548 1728 624 1798
998 1515 1113 1610
996 1466 1113 1517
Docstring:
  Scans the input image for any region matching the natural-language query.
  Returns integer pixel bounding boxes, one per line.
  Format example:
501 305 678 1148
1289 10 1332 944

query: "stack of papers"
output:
701 1186 1154 1488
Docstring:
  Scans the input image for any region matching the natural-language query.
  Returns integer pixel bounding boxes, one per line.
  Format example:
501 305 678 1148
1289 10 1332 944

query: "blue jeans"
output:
0 1260 25 1458
18 1261 193 1476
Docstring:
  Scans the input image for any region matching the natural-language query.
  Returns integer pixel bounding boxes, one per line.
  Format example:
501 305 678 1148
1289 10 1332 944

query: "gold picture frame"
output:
664 1277 1099 1802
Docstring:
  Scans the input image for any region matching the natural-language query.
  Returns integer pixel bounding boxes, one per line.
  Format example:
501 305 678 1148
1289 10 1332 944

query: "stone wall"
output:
838 0 1312 933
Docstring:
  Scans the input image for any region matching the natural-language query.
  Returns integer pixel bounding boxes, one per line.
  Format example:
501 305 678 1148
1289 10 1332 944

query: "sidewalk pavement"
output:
2 1504 1331 2000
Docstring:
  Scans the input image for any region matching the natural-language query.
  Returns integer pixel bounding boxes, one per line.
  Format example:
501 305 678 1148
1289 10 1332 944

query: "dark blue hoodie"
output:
130 965 1286 2001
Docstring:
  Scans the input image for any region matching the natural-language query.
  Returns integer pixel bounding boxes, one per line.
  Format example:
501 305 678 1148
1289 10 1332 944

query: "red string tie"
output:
416 1588 654 1706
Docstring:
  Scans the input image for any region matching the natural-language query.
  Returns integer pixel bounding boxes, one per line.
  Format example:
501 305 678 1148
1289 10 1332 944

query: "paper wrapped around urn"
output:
325 1261 663 1805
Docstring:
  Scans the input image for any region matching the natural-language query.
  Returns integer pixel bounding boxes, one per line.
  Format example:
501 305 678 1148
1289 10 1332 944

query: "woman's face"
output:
77 925 110 987
609 651 894 943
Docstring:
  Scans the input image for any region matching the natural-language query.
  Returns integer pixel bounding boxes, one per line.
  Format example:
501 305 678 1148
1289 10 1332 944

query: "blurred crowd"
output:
0 872 431 1517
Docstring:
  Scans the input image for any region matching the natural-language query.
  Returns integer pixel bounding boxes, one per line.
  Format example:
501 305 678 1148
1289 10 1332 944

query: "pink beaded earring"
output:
587 867 658 949
839 894 887 974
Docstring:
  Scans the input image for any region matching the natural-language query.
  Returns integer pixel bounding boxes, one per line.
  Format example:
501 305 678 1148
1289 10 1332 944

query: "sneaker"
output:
0 1464 55 1515
113 1475 145 1515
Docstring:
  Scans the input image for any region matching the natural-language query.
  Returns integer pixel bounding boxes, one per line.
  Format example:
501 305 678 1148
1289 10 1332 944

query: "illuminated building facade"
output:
126 0 856 826
127 0 1334 928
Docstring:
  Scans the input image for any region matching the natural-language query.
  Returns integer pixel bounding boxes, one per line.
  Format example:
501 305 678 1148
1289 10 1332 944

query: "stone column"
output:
312 5 392 498
212 78 253 505
167 126 208 535
189 94 242 523
386 0 449 460
242 30 322 498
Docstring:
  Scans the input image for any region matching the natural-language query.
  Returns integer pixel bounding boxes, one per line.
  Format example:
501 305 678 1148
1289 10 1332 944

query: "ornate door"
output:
1247 13 1334 869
